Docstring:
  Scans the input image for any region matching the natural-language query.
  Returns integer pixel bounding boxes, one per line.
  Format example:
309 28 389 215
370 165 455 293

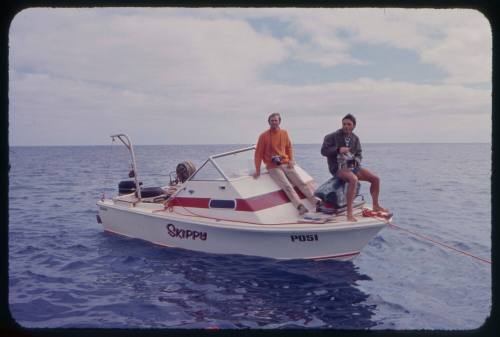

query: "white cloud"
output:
420 18 491 84
207 8 491 84
283 8 491 84
10 8 288 94
8 7 491 145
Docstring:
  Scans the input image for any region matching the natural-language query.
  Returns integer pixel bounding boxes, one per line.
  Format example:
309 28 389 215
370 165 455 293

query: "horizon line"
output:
9 141 491 147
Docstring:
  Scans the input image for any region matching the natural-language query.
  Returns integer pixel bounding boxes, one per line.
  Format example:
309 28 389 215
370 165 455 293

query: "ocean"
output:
8 143 491 329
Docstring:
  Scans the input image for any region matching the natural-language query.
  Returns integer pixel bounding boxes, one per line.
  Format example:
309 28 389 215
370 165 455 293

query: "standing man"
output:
253 113 321 215
321 114 387 221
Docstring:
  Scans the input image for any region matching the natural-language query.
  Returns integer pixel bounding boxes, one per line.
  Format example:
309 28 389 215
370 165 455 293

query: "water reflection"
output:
98 235 377 329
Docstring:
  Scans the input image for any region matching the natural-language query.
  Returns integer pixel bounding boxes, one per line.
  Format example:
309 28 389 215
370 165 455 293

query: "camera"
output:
337 152 356 170
271 155 282 165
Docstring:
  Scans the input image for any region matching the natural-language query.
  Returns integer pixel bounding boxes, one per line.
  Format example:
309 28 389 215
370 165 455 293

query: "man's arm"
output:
320 133 338 158
254 133 265 177
353 136 362 166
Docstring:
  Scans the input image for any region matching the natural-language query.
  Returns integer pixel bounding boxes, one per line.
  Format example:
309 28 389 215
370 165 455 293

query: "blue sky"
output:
263 44 448 86
8 8 491 145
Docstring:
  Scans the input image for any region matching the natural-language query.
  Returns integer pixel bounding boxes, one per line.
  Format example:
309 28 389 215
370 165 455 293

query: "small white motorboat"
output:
96 134 391 261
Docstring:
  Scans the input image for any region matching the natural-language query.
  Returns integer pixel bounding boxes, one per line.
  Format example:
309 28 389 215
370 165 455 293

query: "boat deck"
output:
98 198 386 232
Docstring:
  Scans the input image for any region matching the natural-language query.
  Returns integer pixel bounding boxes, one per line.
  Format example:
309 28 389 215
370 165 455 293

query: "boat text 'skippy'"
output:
96 134 391 260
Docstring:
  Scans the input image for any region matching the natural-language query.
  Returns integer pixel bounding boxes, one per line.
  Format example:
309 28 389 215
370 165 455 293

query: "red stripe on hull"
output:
235 190 290 211
171 187 308 212
170 197 210 208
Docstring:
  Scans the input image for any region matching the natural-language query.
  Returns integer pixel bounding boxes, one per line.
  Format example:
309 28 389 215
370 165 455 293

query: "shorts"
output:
336 164 361 176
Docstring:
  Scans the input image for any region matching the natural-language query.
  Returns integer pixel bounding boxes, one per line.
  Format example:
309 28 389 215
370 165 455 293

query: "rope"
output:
386 221 491 265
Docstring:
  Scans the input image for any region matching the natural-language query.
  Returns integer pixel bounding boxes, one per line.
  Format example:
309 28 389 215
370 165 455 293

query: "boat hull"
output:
97 200 386 261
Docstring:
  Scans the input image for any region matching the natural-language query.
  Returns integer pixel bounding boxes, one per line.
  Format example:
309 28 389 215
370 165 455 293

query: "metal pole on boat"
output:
110 133 142 201
208 157 230 181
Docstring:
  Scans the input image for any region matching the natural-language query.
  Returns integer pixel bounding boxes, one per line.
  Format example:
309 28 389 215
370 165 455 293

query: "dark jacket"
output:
321 129 362 176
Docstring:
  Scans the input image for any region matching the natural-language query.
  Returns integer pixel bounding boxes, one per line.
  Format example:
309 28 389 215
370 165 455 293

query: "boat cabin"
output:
168 146 317 225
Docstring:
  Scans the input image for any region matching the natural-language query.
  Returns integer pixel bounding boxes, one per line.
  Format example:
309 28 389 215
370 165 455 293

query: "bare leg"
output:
356 168 387 212
336 169 358 222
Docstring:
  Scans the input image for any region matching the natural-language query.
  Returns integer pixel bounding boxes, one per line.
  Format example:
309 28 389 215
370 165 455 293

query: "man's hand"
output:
339 147 350 154
253 171 260 179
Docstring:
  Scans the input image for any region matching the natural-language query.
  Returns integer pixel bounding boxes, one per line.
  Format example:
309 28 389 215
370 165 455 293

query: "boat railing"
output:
210 145 256 159
110 133 142 200
189 146 257 182
208 157 229 181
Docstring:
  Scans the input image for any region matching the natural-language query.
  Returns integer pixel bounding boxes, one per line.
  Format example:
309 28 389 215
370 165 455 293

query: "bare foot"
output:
373 205 388 212
347 214 357 222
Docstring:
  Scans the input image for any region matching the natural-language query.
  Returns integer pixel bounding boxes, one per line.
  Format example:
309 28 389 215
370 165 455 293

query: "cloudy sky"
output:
9 7 491 145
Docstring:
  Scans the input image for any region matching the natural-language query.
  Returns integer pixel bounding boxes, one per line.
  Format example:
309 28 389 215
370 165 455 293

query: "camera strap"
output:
344 136 351 148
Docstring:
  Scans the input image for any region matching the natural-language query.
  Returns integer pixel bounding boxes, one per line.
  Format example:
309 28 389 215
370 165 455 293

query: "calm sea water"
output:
8 143 491 329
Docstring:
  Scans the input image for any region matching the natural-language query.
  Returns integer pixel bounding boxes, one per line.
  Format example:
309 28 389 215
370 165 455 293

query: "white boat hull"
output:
96 143 389 261
97 200 386 261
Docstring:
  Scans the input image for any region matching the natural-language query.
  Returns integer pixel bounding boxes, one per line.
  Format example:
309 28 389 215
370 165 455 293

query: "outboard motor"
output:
314 177 361 212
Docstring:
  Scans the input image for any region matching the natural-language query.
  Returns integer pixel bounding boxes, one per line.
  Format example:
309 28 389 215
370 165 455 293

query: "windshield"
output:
190 147 257 181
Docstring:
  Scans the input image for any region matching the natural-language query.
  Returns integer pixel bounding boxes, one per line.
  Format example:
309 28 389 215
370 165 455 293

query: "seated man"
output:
321 113 387 221
253 113 321 215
